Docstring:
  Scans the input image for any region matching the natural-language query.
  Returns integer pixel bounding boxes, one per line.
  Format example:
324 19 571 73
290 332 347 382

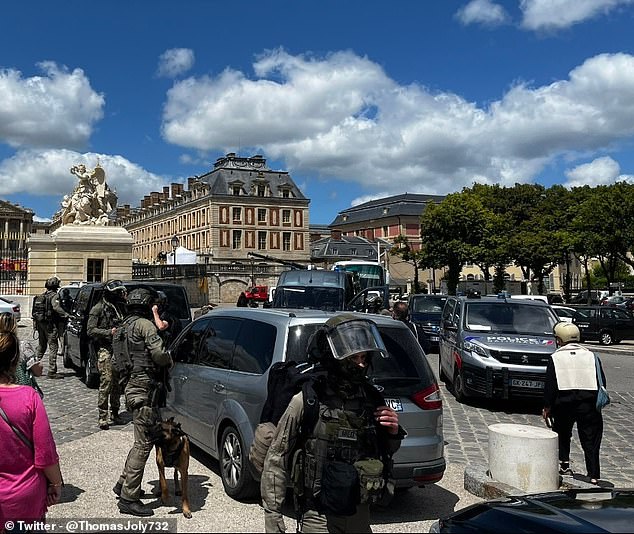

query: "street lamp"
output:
171 235 179 282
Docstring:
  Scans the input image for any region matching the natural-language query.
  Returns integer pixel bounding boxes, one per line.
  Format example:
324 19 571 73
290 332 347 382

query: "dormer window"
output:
342 215 348 222
232 186 241 196
257 185 266 197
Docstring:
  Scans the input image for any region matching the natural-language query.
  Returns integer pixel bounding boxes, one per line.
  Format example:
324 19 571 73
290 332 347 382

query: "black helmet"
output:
307 314 388 363
126 288 157 312
45 276 61 290
104 279 127 303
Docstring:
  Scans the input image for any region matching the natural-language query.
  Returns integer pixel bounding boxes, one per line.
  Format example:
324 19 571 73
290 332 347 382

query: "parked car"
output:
572 305 634 345
438 295 559 402
569 290 609 305
408 294 449 353
162 307 445 500
551 305 579 323
0 295 21 322
430 488 634 533
64 281 191 388
602 294 628 307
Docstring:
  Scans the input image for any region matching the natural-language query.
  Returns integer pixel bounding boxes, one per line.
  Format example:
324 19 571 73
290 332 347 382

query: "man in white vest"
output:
542 322 605 484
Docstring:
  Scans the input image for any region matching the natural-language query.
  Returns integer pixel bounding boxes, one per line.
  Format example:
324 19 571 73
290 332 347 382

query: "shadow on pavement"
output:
59 483 84 504
146 474 212 515
371 485 461 524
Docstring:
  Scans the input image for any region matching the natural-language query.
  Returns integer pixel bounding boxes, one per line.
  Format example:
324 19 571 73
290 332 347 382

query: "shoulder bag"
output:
594 355 610 412
0 404 34 451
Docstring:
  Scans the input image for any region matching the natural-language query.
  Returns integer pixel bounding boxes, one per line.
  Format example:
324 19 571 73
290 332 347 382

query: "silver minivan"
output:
439 295 559 402
163 307 445 500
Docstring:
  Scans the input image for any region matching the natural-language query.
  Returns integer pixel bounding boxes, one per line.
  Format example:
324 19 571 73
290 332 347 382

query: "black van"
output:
64 281 191 388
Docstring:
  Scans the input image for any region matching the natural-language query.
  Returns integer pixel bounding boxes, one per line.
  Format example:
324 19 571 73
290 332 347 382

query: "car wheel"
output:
84 358 99 389
599 330 614 345
220 425 259 500
452 369 466 403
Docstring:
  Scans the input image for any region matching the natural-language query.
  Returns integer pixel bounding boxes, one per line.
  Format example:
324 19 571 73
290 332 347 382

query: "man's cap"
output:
554 322 581 344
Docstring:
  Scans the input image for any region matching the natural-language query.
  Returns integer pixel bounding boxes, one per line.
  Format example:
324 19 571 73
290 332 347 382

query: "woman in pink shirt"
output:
0 312 63 527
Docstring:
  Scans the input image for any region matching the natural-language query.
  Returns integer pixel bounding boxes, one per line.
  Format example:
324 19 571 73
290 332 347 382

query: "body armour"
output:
128 317 158 374
300 382 387 514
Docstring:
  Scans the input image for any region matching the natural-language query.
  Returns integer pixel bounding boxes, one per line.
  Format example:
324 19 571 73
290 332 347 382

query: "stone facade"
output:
115 153 311 266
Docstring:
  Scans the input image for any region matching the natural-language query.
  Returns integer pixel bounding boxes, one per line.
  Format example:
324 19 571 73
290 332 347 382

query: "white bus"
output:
331 260 388 290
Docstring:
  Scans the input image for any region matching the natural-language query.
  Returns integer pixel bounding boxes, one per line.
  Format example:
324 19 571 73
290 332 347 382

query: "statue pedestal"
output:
28 226 133 295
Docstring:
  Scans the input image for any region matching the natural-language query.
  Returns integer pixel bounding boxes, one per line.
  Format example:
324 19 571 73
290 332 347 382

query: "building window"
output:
258 209 266 223
258 231 267 250
383 226 389 237
282 232 291 251
232 186 241 196
350 248 357 255
282 209 291 224
232 230 242 249
257 185 266 197
232 207 242 222
87 259 103 282
332 248 338 255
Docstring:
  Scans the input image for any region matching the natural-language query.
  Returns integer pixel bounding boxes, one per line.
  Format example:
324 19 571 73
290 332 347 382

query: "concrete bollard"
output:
488 423 559 493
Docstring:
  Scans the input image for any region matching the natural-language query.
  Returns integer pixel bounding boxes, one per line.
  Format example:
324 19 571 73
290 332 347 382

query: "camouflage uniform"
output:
87 298 124 426
261 386 403 533
116 315 172 502
36 289 68 375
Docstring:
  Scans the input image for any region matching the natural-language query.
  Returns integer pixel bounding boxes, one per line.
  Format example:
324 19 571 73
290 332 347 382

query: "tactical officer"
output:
34 276 69 379
113 288 172 517
261 314 406 533
391 301 431 354
87 279 127 430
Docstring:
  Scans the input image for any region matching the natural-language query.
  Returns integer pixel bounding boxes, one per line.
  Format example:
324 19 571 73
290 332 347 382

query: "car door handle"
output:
213 383 225 393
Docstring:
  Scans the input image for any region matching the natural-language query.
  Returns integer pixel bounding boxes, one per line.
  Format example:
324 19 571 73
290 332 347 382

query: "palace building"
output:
114 153 311 265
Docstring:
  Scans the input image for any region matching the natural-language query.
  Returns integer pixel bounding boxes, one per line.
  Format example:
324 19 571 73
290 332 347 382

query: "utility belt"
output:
299 451 388 517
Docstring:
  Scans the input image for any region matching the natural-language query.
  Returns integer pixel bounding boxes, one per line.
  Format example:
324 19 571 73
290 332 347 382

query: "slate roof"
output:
199 153 306 200
329 193 444 226
311 235 391 261
0 199 33 217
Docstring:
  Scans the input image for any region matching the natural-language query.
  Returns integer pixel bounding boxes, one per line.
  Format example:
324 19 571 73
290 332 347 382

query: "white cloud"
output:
456 0 510 27
0 149 171 208
160 49 634 200
0 62 104 149
564 156 634 187
520 0 634 31
157 48 195 78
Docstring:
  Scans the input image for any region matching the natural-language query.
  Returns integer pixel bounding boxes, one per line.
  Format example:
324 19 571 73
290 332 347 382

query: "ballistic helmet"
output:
126 288 157 312
554 322 581 345
45 276 61 290
307 314 388 363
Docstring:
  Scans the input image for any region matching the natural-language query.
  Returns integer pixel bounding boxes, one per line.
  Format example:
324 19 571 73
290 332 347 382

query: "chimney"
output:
171 183 180 199
187 177 196 190
163 186 170 200
151 192 160 205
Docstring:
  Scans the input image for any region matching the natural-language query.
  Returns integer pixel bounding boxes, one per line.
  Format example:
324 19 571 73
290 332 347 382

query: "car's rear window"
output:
286 324 433 395
125 283 190 320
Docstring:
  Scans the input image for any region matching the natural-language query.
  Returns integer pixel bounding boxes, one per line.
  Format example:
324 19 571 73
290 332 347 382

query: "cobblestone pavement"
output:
21 318 634 488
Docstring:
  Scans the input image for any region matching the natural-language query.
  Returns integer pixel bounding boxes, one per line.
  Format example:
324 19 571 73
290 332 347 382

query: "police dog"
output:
151 417 192 518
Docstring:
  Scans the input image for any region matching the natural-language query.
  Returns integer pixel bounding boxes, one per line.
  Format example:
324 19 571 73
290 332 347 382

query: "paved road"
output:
18 316 634 532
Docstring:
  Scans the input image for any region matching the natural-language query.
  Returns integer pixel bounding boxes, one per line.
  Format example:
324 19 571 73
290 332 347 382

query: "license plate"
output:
385 398 403 412
511 379 544 389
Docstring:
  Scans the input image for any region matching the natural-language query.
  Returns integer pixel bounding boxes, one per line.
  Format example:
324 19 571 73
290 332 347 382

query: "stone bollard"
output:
488 423 559 493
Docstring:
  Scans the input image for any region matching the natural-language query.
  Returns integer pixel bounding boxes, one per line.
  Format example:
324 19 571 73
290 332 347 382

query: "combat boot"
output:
117 499 153 517
110 410 124 425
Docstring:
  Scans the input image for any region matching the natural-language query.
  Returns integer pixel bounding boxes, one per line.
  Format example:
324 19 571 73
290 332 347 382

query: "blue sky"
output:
2 0 634 224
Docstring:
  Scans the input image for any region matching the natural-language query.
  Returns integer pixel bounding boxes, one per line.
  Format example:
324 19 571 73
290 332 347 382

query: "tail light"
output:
411 383 442 410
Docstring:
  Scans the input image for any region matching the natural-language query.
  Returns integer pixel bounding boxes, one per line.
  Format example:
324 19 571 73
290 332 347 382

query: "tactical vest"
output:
299 383 387 514
128 318 155 373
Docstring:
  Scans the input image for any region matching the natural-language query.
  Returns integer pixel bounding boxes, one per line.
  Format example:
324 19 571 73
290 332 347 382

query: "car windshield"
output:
273 287 344 311
465 302 558 335
285 324 432 395
410 296 447 313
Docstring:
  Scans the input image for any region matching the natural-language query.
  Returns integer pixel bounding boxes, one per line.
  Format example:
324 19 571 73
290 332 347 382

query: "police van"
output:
438 294 559 402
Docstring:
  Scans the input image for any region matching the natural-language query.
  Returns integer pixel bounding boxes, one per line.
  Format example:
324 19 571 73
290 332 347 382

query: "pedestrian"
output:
113 288 172 517
237 292 249 307
261 314 406 533
391 301 430 354
0 312 64 527
14 338 44 398
87 279 127 430
32 276 69 379
542 322 606 485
